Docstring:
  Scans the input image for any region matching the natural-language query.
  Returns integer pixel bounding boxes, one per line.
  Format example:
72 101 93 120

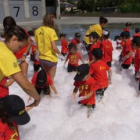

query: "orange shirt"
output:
134 48 140 73
61 39 68 54
101 39 113 62
0 120 19 140
121 39 132 65
89 60 110 89
74 77 96 105
31 72 53 88
67 52 82 66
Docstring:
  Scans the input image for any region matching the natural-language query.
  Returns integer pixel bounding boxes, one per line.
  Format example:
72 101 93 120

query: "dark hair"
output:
92 48 103 60
68 43 77 51
103 32 110 39
5 25 28 42
99 16 108 24
132 36 140 47
0 102 14 129
3 16 17 36
43 14 55 29
120 31 130 39
135 28 140 33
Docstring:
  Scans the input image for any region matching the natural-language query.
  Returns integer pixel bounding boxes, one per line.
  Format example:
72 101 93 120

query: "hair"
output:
120 31 130 39
0 102 14 129
132 36 140 47
5 25 28 42
3 16 17 36
43 14 55 29
99 16 108 24
92 48 103 60
104 32 110 39
68 43 77 52
135 28 140 33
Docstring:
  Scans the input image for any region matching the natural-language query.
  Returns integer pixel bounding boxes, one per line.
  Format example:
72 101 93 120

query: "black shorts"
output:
67 64 77 72
96 88 107 97
121 64 131 69
107 62 112 67
35 85 50 95
78 102 95 109
61 52 67 56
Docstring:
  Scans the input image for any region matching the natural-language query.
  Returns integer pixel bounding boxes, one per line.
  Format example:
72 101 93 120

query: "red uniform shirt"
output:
61 39 68 54
134 48 140 73
89 43 100 61
123 28 130 32
74 77 96 105
89 60 110 89
101 39 113 62
31 72 53 88
121 39 132 65
133 33 140 37
71 39 80 45
67 52 82 66
0 77 9 98
0 120 19 140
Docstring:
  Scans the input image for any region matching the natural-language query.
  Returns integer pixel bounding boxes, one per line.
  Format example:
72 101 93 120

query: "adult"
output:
3 16 31 77
0 25 40 105
83 16 108 51
35 14 63 81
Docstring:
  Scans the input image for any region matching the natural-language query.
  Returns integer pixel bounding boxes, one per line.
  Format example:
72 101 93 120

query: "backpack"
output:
36 69 47 87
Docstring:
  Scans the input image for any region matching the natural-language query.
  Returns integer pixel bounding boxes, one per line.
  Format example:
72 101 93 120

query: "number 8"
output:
32 6 38 16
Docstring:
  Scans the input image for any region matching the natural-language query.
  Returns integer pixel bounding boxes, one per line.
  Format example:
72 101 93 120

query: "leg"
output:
47 66 57 81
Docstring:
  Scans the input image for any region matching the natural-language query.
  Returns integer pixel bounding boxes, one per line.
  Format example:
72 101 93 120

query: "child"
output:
89 48 112 99
71 32 81 46
101 30 113 67
123 22 131 32
0 77 14 100
31 68 58 97
0 95 30 139
60 33 69 56
132 37 140 80
86 32 100 61
120 31 133 69
133 28 140 38
72 64 96 118
64 43 84 72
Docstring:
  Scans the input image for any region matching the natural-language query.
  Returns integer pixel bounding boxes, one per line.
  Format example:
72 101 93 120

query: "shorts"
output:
121 64 131 69
78 102 95 109
35 86 50 95
39 59 57 68
107 62 112 67
96 88 107 97
61 52 67 56
67 64 77 72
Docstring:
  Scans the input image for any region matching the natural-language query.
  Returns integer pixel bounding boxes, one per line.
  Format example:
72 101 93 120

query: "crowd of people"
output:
0 14 140 139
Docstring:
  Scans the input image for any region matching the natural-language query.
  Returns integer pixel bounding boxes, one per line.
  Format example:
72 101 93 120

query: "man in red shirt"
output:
123 22 131 32
89 48 112 99
71 32 81 46
133 28 140 38
73 64 97 118
101 30 113 67
60 33 69 56
120 31 133 69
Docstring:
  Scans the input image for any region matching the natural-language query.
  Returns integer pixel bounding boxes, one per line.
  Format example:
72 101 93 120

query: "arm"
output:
72 87 78 102
81 91 94 100
50 85 58 95
80 58 85 64
3 78 14 88
11 72 40 106
64 56 69 66
52 41 62 56
108 68 112 84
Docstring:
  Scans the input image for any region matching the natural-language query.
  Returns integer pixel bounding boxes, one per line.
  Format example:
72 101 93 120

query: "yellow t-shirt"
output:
35 26 58 62
0 42 21 81
84 24 102 44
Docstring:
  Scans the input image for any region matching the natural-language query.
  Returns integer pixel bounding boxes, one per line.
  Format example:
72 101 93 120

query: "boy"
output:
64 43 84 72
71 32 81 46
123 22 131 32
73 64 96 118
89 48 112 99
101 30 113 67
120 31 133 69
60 33 69 56
133 28 140 38
86 32 100 61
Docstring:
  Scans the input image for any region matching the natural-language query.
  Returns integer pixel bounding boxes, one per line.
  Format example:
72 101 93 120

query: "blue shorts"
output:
39 59 57 68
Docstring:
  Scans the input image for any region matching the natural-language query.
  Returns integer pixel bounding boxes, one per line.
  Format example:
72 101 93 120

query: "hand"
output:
58 55 65 61
33 98 40 107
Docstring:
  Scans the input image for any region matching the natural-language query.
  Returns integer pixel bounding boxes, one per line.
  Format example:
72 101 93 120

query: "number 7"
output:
13 6 20 17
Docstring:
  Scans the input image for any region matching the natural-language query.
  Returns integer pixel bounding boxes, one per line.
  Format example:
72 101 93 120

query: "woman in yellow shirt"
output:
0 26 40 105
35 14 63 81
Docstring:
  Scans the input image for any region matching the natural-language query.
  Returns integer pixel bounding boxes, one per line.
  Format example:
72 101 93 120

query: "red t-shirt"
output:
0 77 9 98
14 29 29 59
74 77 96 105
133 33 140 38
134 48 140 73
89 60 110 89
61 39 69 54
89 43 100 61
71 39 80 45
31 72 53 88
101 39 113 62
67 52 82 66
123 28 130 32
121 39 132 65
0 120 19 140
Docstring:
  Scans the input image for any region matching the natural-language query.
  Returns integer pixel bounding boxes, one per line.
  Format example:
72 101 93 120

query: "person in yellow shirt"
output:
35 14 63 81
84 16 108 51
0 25 40 105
